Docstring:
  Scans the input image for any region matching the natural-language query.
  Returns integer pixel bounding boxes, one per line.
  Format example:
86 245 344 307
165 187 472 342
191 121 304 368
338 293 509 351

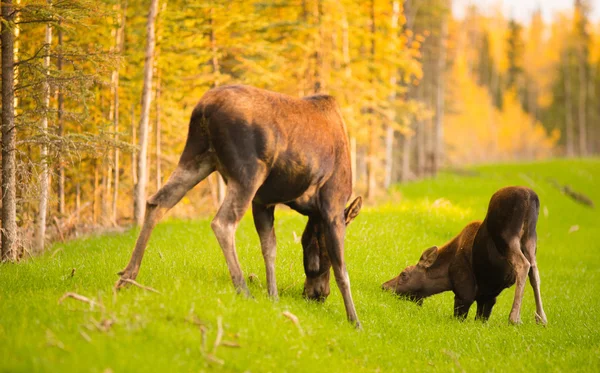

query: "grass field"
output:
1 159 599 372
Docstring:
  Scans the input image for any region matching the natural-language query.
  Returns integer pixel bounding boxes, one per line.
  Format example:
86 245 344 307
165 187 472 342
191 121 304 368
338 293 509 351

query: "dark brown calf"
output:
115 85 362 326
383 186 547 325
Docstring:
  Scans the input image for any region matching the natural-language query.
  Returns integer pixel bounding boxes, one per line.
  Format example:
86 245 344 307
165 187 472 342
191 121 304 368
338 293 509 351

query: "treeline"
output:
0 0 598 260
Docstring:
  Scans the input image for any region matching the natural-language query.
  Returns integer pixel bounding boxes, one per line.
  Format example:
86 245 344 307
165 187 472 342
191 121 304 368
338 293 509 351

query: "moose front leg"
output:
453 296 473 320
252 203 278 299
475 297 497 321
322 214 360 328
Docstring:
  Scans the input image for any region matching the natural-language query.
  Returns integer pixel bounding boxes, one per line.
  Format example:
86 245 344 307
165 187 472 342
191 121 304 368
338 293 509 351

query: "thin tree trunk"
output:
313 0 323 93
564 62 575 157
433 8 448 176
93 160 100 225
401 131 412 182
155 71 162 191
578 58 587 156
365 0 376 199
384 1 401 189
131 104 137 186
36 2 53 252
1 0 18 261
75 182 81 223
416 85 426 177
112 0 126 226
134 0 159 225
57 25 65 216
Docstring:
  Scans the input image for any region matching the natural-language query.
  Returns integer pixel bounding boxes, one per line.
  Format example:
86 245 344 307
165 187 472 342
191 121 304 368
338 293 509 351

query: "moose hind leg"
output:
507 238 531 325
117 159 214 288
252 203 278 299
211 176 264 297
523 234 547 325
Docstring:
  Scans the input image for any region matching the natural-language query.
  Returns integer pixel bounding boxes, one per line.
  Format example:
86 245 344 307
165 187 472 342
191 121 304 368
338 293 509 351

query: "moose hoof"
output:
508 317 522 325
114 270 136 290
535 312 548 326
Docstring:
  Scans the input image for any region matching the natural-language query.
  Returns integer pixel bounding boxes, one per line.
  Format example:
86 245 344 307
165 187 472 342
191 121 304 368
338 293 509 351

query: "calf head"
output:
302 196 362 301
382 246 439 305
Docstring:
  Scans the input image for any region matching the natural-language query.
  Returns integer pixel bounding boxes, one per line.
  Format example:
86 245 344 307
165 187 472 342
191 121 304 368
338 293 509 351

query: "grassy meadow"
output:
1 159 599 372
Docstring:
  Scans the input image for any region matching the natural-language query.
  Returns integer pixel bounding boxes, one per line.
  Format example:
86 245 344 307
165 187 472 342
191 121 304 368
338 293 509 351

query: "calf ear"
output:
344 196 363 225
418 246 439 269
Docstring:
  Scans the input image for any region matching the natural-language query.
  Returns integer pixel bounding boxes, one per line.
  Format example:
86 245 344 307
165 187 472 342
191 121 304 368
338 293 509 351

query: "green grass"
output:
1 159 599 372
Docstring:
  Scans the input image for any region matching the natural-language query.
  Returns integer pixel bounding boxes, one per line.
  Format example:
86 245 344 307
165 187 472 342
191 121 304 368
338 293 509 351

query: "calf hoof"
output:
354 320 362 330
535 312 548 326
508 317 522 325
114 270 136 290
235 284 253 299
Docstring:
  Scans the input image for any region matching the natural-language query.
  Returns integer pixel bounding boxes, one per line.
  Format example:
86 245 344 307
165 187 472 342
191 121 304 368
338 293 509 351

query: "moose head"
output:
302 196 362 301
381 246 440 305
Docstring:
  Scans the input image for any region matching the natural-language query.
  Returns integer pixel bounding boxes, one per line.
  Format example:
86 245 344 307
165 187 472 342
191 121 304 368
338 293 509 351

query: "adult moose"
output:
383 186 547 325
116 85 362 327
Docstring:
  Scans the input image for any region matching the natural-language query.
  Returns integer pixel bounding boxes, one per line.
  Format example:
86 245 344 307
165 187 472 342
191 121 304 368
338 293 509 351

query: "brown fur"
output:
383 186 547 325
116 85 362 327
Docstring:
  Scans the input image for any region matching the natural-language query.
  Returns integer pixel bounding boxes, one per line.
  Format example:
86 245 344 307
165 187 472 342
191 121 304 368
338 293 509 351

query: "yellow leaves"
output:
445 59 557 165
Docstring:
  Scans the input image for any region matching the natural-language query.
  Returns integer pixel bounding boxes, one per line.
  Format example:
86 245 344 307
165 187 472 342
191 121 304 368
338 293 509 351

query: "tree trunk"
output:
35 4 53 252
401 131 412 182
93 160 100 225
312 0 323 93
131 104 137 186
416 85 426 177
384 1 401 189
578 57 587 156
1 0 18 261
155 70 162 191
365 0 377 199
112 0 126 226
564 62 575 157
134 0 159 226
433 8 448 176
57 26 65 216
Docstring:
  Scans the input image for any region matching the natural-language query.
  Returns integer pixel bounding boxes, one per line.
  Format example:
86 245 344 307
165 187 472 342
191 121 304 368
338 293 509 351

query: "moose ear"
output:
417 246 439 269
344 196 363 225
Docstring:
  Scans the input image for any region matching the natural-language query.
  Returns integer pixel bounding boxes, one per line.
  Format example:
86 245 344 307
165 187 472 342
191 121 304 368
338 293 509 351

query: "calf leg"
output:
454 296 473 320
211 176 264 297
475 297 497 321
507 238 531 325
116 159 214 287
252 203 278 299
523 234 547 325
322 213 360 328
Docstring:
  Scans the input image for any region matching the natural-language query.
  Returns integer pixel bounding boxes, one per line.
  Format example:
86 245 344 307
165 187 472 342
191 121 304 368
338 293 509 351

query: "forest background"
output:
0 0 598 260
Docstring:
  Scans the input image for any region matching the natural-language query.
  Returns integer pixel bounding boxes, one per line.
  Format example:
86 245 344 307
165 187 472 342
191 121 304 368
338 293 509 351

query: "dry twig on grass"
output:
221 341 240 348
212 316 224 354
121 279 161 294
282 311 304 336
204 353 224 365
58 292 105 310
442 349 465 373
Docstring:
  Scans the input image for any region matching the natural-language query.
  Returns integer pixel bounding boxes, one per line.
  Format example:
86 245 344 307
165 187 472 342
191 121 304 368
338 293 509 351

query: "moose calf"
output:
383 186 547 325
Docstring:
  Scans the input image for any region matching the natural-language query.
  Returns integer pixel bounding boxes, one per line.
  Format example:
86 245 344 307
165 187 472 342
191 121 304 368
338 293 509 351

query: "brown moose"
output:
383 186 547 325
116 85 362 327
